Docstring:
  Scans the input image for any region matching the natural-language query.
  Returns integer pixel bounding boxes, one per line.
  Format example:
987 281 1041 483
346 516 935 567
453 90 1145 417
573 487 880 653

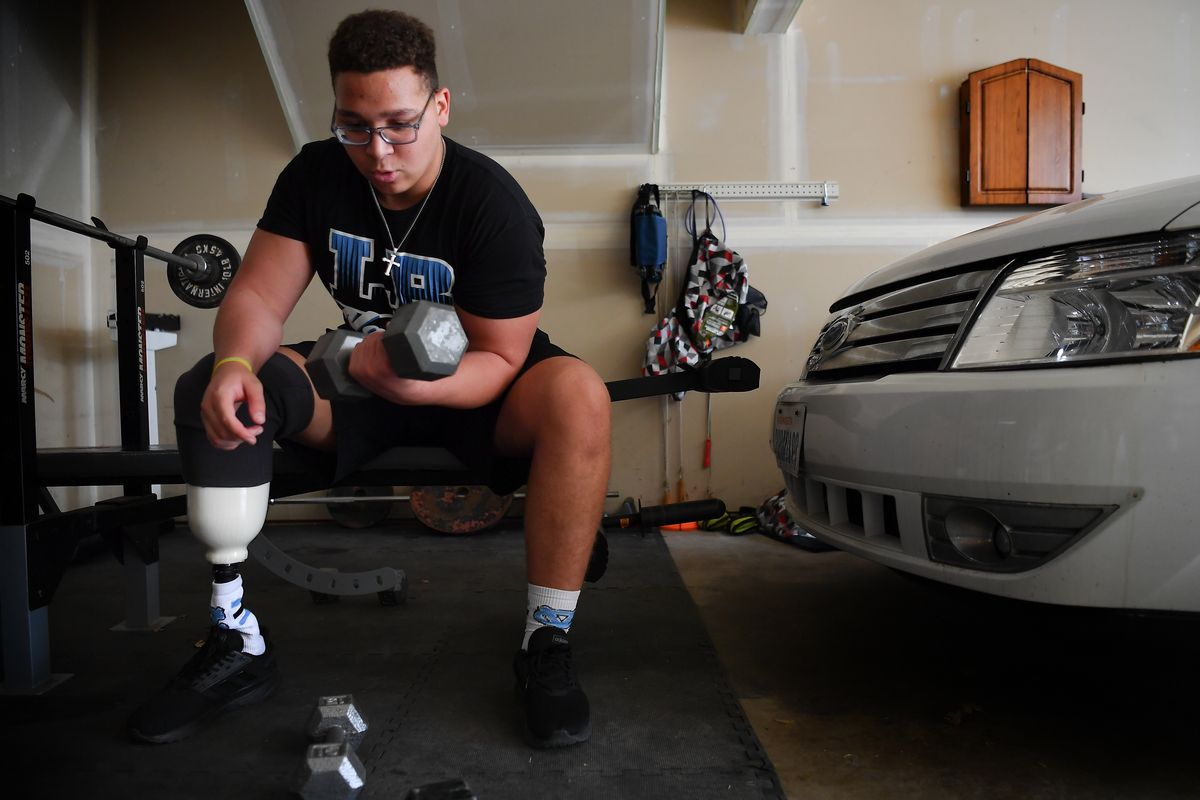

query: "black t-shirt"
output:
257 136 546 332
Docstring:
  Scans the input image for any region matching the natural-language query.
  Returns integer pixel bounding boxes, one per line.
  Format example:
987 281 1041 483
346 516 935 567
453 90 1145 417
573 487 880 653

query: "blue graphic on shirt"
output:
389 252 455 306
328 229 388 302
339 303 388 334
532 605 574 630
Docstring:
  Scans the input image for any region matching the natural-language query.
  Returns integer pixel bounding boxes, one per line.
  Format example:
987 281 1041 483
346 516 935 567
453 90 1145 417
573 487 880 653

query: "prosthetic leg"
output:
127 352 313 743
126 480 282 743
189 484 271 655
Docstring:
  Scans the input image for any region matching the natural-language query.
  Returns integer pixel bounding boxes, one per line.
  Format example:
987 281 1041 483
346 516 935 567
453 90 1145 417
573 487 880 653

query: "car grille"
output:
804 264 999 380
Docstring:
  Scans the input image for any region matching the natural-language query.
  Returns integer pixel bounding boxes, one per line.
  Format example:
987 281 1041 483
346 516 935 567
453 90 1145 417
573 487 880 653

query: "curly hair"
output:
327 9 439 90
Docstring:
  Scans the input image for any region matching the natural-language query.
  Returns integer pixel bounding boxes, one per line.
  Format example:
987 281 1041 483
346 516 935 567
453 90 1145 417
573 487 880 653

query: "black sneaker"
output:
513 626 590 748
128 626 279 744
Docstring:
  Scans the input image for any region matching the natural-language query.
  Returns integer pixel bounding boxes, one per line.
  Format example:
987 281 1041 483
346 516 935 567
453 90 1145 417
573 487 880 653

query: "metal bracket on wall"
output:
657 182 839 206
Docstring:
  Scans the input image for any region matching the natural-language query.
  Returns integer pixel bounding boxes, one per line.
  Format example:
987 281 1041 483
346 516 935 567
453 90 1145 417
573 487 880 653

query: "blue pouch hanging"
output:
630 183 668 313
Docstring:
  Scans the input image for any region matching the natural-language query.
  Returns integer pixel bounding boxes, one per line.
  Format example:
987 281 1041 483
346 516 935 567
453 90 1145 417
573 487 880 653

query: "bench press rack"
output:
1 192 760 695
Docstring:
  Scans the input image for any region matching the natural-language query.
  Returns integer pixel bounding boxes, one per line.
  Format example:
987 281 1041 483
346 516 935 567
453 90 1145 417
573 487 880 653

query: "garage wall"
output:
17 0 1197 518
1 0 113 510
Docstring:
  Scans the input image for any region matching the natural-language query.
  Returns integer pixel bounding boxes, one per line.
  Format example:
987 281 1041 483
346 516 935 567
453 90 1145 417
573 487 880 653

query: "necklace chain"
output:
371 138 446 276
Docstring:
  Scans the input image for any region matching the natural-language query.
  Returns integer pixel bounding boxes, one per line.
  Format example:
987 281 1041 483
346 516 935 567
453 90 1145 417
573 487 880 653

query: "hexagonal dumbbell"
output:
305 300 467 400
306 329 370 399
292 694 369 800
383 300 469 382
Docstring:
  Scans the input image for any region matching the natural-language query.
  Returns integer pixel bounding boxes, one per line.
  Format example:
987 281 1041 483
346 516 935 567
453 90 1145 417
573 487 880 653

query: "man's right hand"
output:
200 360 267 449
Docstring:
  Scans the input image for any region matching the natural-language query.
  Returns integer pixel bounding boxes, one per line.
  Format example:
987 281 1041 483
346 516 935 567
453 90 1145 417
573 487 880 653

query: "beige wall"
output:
96 2 294 226
50 0 1198 519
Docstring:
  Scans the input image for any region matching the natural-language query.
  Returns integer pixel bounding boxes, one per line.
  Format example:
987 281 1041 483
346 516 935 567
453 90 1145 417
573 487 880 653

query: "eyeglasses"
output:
330 91 435 146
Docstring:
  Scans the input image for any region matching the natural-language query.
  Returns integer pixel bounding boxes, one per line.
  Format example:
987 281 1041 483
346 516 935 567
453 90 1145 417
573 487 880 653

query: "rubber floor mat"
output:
0 521 784 800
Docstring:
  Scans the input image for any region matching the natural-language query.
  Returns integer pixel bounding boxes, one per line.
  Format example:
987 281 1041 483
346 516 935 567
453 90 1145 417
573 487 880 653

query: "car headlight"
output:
952 229 1200 368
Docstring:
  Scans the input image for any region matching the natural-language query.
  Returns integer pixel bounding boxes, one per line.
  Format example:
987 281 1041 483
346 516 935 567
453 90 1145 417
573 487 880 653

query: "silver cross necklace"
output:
370 137 446 277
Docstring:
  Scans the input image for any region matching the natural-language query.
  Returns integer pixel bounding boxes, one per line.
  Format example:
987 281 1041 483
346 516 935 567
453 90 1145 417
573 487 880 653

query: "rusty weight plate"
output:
409 485 514 534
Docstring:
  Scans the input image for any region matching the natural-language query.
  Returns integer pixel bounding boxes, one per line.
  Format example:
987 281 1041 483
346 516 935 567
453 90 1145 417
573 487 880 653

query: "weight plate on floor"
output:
409 485 513 534
327 485 395 529
169 234 240 308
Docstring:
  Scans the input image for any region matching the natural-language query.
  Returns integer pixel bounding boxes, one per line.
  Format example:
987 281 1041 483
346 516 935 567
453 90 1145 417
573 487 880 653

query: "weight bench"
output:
1 191 760 695
34 444 493 628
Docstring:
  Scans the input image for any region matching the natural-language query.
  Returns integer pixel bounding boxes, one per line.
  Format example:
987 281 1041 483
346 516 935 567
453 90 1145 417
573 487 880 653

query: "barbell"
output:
6 193 240 310
272 488 622 532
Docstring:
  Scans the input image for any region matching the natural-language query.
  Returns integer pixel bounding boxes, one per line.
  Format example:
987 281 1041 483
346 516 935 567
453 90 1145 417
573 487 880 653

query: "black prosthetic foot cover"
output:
128 626 279 744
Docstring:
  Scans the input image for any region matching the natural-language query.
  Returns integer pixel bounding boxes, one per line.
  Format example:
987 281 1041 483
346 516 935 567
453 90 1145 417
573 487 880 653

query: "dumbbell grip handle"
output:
318 726 349 746
315 330 371 400
337 333 364 364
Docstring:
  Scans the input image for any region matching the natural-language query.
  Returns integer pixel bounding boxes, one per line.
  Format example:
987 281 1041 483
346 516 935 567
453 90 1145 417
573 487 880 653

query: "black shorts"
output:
284 328 572 495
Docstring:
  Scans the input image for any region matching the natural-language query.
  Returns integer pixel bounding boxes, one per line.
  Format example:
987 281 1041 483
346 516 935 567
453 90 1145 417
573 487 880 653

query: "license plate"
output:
773 403 806 475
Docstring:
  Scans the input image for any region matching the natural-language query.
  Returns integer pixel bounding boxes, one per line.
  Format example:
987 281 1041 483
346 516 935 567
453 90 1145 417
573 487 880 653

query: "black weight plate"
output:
327 485 395 529
170 234 240 308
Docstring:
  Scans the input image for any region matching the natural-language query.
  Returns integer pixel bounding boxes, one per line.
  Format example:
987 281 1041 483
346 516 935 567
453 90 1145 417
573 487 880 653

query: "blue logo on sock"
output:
532 605 574 629
210 606 227 626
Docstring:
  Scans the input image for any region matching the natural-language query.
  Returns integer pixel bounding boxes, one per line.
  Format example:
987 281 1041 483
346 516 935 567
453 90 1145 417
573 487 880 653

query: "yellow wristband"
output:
212 356 254 375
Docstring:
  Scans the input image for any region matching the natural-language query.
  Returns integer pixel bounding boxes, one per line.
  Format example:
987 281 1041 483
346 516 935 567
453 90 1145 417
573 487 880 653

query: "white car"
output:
771 174 1200 612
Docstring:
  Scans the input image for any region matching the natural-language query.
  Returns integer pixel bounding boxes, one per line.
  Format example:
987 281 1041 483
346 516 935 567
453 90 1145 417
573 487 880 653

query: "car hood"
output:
840 174 1200 300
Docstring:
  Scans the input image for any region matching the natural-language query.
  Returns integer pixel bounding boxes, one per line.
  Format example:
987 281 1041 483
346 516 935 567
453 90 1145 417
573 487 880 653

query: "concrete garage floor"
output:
664 530 1200 800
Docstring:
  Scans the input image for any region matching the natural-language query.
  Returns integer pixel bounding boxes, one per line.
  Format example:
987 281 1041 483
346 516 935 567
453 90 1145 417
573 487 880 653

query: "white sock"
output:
210 575 266 656
522 583 580 650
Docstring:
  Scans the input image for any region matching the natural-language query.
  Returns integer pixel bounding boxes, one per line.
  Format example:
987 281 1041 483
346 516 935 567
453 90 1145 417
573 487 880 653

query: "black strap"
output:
673 225 721 327
641 277 659 314
684 190 725 245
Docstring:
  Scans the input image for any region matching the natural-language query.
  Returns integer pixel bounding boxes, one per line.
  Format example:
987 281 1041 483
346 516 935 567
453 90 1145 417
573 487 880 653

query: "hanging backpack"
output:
676 192 763 354
643 314 701 377
676 232 750 354
642 191 767 383
629 183 668 314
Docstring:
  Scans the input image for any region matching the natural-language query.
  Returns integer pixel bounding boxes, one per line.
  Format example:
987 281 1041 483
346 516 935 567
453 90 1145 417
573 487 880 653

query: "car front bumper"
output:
772 360 1200 612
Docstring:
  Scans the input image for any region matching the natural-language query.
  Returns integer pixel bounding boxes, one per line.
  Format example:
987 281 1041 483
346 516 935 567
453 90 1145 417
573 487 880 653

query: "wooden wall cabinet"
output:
959 58 1083 206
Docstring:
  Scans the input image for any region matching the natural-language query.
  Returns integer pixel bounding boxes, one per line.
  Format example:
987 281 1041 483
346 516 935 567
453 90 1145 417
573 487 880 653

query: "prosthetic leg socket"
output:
187 483 270 564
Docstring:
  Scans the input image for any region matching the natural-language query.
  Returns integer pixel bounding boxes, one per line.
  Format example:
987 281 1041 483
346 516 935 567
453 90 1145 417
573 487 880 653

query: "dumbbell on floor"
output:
292 694 369 800
306 300 467 400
